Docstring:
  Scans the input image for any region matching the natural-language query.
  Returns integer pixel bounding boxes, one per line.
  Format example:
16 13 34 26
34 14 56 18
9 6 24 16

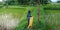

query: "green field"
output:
0 6 45 30
44 10 60 30
44 4 60 30
0 4 60 30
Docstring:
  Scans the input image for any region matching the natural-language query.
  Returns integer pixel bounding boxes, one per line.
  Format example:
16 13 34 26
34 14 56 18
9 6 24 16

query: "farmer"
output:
28 16 33 29
27 10 31 25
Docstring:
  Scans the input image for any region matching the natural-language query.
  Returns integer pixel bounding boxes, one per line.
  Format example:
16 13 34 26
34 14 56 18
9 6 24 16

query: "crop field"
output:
0 7 27 30
44 4 60 30
0 6 44 30
0 4 60 30
44 10 60 30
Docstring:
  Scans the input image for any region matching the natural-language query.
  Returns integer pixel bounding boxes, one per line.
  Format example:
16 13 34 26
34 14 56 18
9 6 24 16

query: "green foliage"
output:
44 4 60 30
40 0 50 4
0 7 26 18
4 0 48 5
44 4 60 10
13 6 45 30
57 1 60 3
45 10 60 30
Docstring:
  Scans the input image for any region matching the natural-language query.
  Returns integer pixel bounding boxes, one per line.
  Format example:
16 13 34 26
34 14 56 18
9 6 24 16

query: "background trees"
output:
0 0 52 5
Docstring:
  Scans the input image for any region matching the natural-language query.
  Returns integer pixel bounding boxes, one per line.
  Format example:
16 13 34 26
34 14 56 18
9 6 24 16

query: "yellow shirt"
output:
28 16 33 28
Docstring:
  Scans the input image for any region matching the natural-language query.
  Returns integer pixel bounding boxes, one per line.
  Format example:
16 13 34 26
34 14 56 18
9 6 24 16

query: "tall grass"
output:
44 10 60 30
14 6 45 30
0 7 26 30
0 13 19 30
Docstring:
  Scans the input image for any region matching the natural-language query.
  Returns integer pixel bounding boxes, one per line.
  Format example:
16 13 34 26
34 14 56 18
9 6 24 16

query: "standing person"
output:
28 16 33 29
27 10 31 26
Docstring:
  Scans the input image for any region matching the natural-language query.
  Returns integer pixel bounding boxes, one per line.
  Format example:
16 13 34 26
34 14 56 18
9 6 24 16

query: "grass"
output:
0 5 45 30
12 5 45 30
0 8 26 18
13 6 44 30
44 4 60 30
44 10 60 30
1 4 60 30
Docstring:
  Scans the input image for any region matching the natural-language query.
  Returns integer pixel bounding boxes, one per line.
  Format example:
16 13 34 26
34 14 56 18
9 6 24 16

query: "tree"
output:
14 0 18 5
40 0 50 4
57 1 60 3
17 0 29 5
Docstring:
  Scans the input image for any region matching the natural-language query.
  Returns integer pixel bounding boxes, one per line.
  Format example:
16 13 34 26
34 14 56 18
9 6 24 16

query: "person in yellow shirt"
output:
27 10 33 29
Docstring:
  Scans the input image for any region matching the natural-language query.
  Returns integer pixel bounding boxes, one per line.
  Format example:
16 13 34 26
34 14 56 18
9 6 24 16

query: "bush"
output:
43 4 60 10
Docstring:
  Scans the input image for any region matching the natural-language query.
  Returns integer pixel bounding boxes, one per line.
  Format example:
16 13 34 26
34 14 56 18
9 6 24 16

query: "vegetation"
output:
0 0 60 30
44 4 60 10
